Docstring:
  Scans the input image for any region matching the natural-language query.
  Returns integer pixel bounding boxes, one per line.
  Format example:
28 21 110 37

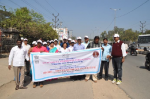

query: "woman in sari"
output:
48 40 58 81
49 40 59 53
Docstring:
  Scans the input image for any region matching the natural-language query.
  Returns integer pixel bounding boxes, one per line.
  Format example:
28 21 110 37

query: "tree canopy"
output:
100 27 140 42
0 6 58 40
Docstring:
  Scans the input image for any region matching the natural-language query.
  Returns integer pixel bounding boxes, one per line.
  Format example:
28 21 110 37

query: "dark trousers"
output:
33 81 43 85
70 75 85 80
25 60 30 75
99 61 109 78
112 57 123 81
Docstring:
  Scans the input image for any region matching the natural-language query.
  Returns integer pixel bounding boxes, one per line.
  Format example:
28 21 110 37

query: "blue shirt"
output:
82 41 90 48
102 44 112 62
46 46 50 51
73 43 85 51
60 42 70 48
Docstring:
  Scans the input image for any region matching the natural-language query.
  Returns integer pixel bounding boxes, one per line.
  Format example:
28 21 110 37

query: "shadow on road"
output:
137 66 150 71
44 78 73 85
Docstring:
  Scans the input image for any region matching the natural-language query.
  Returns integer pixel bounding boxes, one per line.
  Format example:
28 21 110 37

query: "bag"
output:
30 68 32 79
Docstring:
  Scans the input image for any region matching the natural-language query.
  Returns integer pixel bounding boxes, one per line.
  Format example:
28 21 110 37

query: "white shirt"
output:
60 48 70 53
22 42 24 46
54 44 61 52
124 44 128 50
115 40 127 57
23 44 31 52
9 46 29 66
68 46 74 52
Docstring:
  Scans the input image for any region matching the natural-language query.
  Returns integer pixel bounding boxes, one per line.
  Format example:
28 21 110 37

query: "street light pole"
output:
110 8 121 32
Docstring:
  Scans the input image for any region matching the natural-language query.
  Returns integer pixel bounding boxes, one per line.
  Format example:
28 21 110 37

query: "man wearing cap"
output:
68 40 75 52
32 40 49 88
82 36 90 48
73 37 85 51
85 36 103 83
68 38 72 46
22 38 31 76
54 39 61 52
47 40 50 47
111 34 126 85
60 37 70 48
72 37 85 80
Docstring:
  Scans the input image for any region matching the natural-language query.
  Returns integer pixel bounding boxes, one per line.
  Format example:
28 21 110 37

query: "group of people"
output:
8 33 126 90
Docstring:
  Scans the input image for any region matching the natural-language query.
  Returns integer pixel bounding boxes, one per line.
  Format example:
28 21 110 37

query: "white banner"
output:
30 48 102 82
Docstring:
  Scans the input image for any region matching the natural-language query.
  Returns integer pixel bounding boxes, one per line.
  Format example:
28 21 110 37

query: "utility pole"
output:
140 21 146 34
52 13 59 30
110 8 121 32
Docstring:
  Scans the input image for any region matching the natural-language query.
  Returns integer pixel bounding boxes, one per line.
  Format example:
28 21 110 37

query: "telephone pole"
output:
140 21 146 34
52 13 59 30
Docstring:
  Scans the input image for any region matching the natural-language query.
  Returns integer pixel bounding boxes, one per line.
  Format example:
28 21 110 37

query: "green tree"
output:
1 7 58 40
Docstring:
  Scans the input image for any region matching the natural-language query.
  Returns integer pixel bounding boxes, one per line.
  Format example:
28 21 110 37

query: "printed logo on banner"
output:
34 60 39 64
93 51 99 58
62 54 70 58
34 56 39 60
34 55 39 64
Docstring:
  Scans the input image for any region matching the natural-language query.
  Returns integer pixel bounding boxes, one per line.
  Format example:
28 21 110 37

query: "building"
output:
0 28 20 53
54 28 68 40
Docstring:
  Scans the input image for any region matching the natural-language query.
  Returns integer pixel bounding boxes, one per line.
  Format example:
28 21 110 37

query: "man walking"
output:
111 34 126 85
98 38 112 81
8 39 29 90
71 37 85 80
68 40 75 52
54 39 61 52
85 36 103 83
68 38 72 46
60 37 70 48
82 36 89 48
22 38 31 76
32 40 49 88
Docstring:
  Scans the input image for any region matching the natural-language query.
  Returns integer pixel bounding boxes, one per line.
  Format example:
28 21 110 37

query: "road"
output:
1 54 150 99
111 54 150 99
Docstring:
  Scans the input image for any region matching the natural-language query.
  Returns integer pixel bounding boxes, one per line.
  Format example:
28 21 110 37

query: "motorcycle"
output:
130 46 138 56
145 52 150 70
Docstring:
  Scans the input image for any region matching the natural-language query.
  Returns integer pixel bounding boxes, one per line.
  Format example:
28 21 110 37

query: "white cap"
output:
68 38 72 41
114 34 119 37
43 42 47 45
63 36 67 40
114 34 120 37
50 40 54 43
24 38 28 41
37 40 42 43
47 40 49 42
77 37 82 40
54 39 58 41
21 37 24 40
71 40 75 43
32 41 37 45
84 36 89 38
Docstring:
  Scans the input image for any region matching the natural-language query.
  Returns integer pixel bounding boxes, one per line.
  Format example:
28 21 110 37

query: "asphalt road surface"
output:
109 54 150 99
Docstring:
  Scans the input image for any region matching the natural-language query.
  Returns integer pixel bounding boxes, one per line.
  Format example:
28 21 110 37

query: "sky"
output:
0 0 150 39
